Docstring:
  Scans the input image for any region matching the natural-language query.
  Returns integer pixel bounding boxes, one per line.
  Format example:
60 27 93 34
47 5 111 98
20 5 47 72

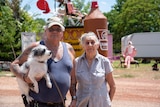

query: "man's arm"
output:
66 43 75 57
66 43 77 107
66 43 77 96
69 59 77 107
10 43 38 80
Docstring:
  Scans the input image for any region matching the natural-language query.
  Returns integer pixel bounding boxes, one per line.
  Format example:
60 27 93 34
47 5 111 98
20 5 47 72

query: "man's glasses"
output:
85 41 95 45
48 28 62 32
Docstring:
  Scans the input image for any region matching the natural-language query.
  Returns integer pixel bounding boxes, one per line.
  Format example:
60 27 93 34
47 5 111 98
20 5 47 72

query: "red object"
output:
91 1 98 8
36 0 50 14
67 2 74 14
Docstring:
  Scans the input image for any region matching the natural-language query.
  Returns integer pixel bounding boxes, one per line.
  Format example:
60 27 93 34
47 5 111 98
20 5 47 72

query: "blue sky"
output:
21 0 116 20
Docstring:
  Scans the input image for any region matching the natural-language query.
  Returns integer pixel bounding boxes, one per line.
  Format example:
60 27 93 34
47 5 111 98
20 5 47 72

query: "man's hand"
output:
68 100 76 107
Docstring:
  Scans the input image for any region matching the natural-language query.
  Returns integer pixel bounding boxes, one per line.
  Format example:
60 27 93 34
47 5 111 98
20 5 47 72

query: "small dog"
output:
16 44 52 103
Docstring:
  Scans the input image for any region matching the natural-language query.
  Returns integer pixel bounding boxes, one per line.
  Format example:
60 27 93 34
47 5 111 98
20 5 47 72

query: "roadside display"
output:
63 27 84 57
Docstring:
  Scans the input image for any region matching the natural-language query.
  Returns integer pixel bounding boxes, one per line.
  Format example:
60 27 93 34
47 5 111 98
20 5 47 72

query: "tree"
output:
114 0 127 12
0 0 45 61
72 0 90 14
117 0 160 35
0 1 17 60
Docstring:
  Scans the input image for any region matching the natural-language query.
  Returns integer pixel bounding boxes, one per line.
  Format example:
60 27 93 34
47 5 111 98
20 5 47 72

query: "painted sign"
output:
63 27 84 57
96 29 108 51
21 32 36 51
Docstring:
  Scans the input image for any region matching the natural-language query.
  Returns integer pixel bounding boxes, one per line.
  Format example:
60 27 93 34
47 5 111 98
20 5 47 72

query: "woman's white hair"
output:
79 32 99 45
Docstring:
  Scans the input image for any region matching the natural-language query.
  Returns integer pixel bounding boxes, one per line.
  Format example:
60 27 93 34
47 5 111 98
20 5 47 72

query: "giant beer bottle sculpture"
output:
84 0 108 57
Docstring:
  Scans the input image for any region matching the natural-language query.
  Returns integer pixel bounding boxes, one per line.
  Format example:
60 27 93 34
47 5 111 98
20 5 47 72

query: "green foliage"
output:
72 0 85 11
82 2 90 14
119 0 160 34
0 5 17 60
72 0 90 14
0 0 45 61
113 60 160 80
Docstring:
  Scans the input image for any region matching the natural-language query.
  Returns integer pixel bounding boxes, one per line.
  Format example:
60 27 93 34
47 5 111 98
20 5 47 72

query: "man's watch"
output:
72 96 77 100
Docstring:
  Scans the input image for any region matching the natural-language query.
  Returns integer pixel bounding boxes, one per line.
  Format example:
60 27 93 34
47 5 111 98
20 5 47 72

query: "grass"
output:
112 60 160 80
0 60 160 80
0 71 14 77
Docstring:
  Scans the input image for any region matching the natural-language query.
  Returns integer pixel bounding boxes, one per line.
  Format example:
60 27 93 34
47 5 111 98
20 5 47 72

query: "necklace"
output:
51 43 63 59
44 40 60 57
51 47 60 58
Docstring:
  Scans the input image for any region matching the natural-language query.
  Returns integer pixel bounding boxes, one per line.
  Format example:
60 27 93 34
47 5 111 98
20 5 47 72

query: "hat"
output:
128 41 132 45
46 16 65 31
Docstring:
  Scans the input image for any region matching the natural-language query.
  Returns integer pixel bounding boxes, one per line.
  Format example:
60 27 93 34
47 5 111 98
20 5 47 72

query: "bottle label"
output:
96 29 108 51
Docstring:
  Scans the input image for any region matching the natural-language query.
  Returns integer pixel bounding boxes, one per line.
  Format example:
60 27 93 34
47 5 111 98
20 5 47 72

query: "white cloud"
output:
100 1 107 5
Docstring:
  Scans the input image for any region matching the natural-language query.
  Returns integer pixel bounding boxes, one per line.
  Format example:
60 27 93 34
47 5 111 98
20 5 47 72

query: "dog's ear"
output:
32 48 39 57
40 48 46 56
32 47 46 56
24 62 29 69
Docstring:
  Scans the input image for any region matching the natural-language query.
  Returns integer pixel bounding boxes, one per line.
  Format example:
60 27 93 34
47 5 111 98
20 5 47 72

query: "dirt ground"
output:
0 69 160 107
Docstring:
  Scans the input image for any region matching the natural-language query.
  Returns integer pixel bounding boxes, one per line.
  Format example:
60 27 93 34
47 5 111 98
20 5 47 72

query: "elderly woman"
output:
70 32 116 107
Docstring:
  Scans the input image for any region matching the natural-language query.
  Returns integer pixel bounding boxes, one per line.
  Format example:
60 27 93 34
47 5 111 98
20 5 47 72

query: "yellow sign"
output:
63 27 84 57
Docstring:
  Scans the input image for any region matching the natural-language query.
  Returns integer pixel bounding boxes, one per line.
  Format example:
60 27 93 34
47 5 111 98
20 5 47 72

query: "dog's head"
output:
30 45 52 62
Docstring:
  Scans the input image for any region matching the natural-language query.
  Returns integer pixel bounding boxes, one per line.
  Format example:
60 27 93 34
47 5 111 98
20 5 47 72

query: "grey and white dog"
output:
17 45 52 103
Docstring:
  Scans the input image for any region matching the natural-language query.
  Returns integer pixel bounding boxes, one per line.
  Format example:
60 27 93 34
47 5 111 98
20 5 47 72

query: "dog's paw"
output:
27 96 34 103
34 88 39 93
30 86 39 93
30 86 35 92
47 82 52 88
